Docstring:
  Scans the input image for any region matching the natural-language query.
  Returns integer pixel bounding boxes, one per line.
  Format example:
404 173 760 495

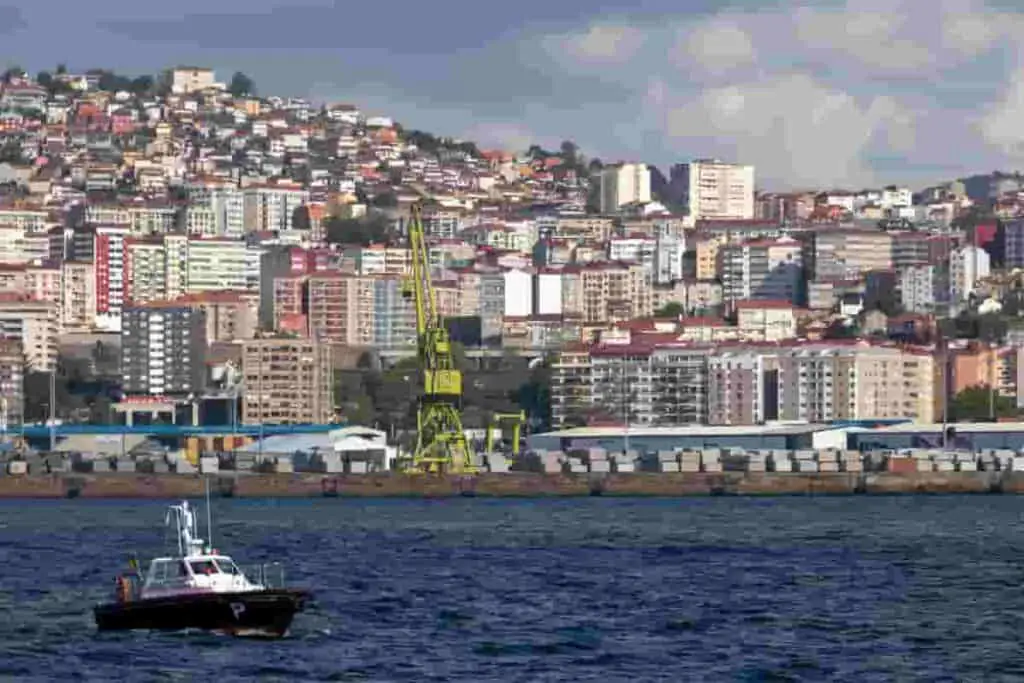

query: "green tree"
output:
950 385 1018 421
372 191 398 208
36 71 52 88
324 213 391 246
655 301 685 318
228 71 256 97
292 205 311 231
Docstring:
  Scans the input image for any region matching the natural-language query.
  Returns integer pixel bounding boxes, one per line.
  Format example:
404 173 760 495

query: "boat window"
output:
189 560 219 575
214 558 240 575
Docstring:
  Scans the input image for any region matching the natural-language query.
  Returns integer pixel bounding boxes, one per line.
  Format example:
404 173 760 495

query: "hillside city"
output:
0 64 1019 444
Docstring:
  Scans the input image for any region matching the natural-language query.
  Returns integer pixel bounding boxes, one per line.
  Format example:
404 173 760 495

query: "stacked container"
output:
679 451 701 473
841 451 863 473
817 450 839 473
701 449 723 473
771 451 794 473
612 452 636 473
746 452 767 473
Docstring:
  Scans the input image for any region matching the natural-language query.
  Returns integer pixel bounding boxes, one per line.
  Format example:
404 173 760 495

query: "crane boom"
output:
402 204 476 474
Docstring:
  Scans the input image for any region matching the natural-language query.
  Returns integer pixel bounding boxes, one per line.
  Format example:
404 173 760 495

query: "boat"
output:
94 497 310 638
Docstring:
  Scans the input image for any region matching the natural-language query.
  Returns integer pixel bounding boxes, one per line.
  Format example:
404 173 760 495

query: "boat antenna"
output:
205 476 213 554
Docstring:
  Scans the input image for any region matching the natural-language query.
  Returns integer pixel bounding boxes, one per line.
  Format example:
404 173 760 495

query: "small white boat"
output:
94 499 309 638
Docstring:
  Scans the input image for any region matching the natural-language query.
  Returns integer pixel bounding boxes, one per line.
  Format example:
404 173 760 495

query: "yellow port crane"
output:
401 204 476 474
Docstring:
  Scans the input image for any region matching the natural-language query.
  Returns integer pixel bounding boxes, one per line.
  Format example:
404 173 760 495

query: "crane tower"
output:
401 204 476 473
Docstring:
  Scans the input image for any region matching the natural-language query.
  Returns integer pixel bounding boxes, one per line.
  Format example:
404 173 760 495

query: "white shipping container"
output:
679 463 701 473
661 462 681 473
916 460 934 472
1011 457 1024 471
935 460 955 472
818 462 839 473
614 463 636 473
702 464 723 473
199 457 219 474
589 461 611 473
773 459 794 473
7 460 26 475
796 460 818 473
817 452 838 463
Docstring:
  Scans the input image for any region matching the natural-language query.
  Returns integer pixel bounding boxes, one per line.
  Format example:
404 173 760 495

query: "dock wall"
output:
1 472 1024 498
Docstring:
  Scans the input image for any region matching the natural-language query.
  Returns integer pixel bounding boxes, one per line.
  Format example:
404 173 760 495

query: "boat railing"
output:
246 562 286 589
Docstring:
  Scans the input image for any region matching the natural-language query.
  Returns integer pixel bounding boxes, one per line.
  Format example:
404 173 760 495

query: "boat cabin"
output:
142 554 258 597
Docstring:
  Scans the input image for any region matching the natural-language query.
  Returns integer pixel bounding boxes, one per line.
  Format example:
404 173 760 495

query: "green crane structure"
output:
401 204 476 474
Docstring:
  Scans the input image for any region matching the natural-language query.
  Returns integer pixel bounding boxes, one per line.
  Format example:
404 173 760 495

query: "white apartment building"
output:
899 265 951 314
950 245 991 302
187 182 246 237
599 163 652 213
171 67 218 94
671 159 755 220
187 239 262 294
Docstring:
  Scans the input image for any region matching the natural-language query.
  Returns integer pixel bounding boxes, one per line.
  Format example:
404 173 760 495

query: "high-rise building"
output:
0 337 24 432
719 237 804 306
241 337 334 425
802 229 893 280
599 163 652 213
121 303 207 397
0 293 57 371
950 245 991 302
669 160 755 220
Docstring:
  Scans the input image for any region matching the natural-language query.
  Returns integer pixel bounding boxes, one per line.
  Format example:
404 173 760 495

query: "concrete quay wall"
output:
0 472 1021 499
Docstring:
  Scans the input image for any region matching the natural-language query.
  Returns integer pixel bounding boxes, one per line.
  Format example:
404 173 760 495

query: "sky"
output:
5 0 1024 190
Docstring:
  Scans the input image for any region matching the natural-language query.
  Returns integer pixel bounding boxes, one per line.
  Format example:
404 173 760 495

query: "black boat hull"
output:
94 589 309 638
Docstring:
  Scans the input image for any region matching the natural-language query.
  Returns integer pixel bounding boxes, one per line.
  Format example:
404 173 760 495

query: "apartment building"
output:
950 245 991 302
0 225 48 264
575 263 651 323
171 66 217 94
719 237 804 306
899 265 951 314
121 303 207 397
186 239 262 294
124 234 188 304
241 337 334 425
61 261 96 332
0 338 23 431
599 163 652 213
177 291 259 343
92 225 129 332
669 160 755 220
550 341 710 428
708 343 937 424
186 181 246 237
803 229 893 280
243 184 309 233
0 293 57 371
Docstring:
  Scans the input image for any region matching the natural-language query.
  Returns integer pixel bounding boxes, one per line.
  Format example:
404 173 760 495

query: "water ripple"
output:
0 496 1016 679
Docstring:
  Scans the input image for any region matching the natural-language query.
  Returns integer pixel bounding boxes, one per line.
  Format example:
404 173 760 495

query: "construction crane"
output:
401 204 476 474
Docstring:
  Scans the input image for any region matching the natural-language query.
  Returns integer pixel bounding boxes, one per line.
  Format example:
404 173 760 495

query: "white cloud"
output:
979 73 1024 157
661 75 916 187
675 19 756 74
553 24 645 63
524 0 1024 187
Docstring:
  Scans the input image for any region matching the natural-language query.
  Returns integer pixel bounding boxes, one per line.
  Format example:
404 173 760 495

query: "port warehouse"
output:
6 420 1024 461
525 421 1024 454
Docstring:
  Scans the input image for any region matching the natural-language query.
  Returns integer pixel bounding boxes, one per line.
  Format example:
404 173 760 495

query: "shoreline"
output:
1 472 1024 498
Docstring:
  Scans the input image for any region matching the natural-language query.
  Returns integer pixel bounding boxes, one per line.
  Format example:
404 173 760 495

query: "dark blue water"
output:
1 497 1023 681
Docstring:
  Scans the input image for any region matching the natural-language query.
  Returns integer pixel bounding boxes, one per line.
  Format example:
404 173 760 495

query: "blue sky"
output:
4 0 1024 190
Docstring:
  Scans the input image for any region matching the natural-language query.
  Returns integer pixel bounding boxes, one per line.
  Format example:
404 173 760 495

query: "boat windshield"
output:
214 558 240 575
189 559 219 575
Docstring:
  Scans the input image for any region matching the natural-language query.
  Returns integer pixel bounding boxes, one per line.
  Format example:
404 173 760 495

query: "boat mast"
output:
205 477 213 553
166 501 204 557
